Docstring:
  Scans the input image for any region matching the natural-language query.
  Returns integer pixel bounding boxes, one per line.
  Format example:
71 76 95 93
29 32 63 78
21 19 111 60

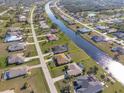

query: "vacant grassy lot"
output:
24 45 37 57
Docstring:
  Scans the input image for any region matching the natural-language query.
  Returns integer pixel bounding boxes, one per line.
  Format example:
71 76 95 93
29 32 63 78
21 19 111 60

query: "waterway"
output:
45 1 124 85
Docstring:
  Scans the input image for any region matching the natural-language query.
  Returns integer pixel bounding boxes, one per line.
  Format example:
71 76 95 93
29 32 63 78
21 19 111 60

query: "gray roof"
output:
3 66 27 80
8 43 25 52
74 75 103 93
77 28 91 33
52 44 68 54
8 55 24 64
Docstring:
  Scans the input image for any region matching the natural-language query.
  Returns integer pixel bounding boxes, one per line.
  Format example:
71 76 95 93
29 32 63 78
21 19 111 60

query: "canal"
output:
45 1 124 85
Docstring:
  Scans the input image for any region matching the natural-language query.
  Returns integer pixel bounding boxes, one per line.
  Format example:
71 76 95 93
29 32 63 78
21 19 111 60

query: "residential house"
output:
91 36 106 42
46 34 58 41
67 63 83 76
88 12 96 18
74 75 103 93
7 53 25 65
8 43 26 52
52 44 68 54
77 28 91 34
18 15 27 22
3 66 28 80
51 29 58 34
111 46 124 54
113 31 124 40
54 53 71 66
39 21 49 29
111 19 124 24
61 15 75 25
4 28 23 42
106 28 117 33
95 25 109 32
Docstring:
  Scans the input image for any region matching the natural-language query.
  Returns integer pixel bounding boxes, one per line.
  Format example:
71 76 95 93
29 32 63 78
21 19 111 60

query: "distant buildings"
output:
77 28 91 34
113 31 124 40
39 21 49 29
50 29 58 34
74 75 103 93
46 34 58 41
91 36 106 42
96 25 108 30
111 46 124 55
18 15 27 22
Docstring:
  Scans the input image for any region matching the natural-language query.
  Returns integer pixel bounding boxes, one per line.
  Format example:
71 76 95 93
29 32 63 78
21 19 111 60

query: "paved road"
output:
30 6 58 93
55 1 124 46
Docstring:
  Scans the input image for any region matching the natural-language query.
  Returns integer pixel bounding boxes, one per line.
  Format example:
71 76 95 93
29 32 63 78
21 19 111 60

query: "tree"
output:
100 74 105 79
63 65 68 72
51 24 57 29
21 82 28 90
60 85 71 93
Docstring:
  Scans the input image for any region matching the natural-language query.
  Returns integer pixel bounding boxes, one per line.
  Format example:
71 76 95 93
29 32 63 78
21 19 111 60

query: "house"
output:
4 28 23 42
106 28 117 33
18 15 27 22
91 36 106 42
52 44 68 54
88 12 96 18
7 53 25 65
3 66 28 80
54 53 71 66
7 27 21 32
61 15 75 25
77 28 91 34
67 63 83 76
113 31 124 40
95 25 109 31
111 19 123 24
39 21 49 29
8 43 26 52
51 29 58 34
111 46 124 54
74 75 103 93
46 34 58 41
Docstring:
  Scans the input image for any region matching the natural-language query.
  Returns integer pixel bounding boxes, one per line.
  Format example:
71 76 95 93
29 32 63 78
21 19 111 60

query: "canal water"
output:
45 2 124 85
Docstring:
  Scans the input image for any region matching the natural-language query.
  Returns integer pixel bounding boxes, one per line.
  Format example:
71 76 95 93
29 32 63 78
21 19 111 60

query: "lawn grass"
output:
26 37 34 43
24 45 37 57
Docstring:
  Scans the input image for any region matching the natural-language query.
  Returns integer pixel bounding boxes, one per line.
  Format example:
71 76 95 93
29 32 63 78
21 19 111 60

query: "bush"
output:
0 56 7 68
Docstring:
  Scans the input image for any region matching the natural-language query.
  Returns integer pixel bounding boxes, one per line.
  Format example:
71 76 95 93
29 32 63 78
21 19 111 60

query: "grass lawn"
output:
0 68 50 93
24 45 37 57
26 37 34 43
